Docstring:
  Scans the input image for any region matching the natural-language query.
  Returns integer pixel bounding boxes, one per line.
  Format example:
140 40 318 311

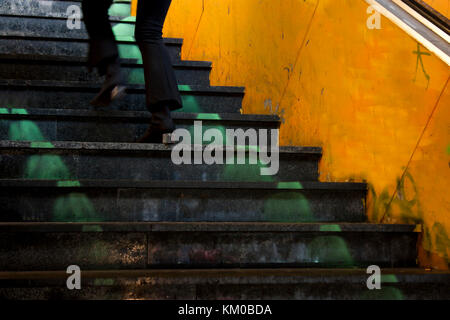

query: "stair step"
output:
0 108 280 142
0 15 170 44
1 268 448 300
0 0 132 19
0 140 320 182
0 37 182 63
0 179 366 222
0 222 417 270
0 80 245 113
0 54 212 86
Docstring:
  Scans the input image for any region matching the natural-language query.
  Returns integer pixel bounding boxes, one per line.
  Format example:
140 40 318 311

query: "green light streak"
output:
53 193 100 222
11 108 28 115
196 113 222 120
308 236 354 266
109 3 132 17
118 44 143 63
277 182 303 189
381 274 399 283
57 181 81 187
25 155 72 180
94 278 115 286
9 121 46 141
319 224 342 232
263 192 313 222
82 225 104 232
30 142 54 149
360 287 404 300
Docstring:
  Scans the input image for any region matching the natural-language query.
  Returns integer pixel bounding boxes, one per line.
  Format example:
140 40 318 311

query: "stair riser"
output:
0 188 366 222
1 283 446 300
0 0 131 18
0 231 416 270
0 88 243 113
0 39 181 63
0 62 211 86
0 118 279 143
0 152 318 182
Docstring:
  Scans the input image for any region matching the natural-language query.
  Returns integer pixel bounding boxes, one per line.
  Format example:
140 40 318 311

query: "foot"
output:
90 84 126 107
90 59 126 107
137 105 176 144
137 127 175 144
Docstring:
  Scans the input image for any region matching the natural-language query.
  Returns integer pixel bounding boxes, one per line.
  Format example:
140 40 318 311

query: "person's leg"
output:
134 0 182 143
82 0 126 107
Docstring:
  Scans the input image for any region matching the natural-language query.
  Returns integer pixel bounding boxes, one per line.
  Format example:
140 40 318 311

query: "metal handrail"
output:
401 0 450 35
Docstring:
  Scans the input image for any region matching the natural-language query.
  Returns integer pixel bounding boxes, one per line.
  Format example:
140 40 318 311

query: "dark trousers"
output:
82 0 182 111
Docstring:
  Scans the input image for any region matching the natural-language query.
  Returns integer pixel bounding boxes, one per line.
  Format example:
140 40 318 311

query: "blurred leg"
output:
135 0 182 112
135 0 181 143
82 0 117 74
82 0 126 107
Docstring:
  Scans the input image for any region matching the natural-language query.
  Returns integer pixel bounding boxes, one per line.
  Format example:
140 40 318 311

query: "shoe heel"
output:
111 85 127 101
162 133 176 145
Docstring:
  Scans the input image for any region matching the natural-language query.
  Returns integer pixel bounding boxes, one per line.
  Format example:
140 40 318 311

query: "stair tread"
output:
0 222 415 233
0 12 137 23
0 79 245 93
0 140 319 155
0 53 212 68
0 33 184 45
0 108 280 123
0 179 367 190
1 268 447 283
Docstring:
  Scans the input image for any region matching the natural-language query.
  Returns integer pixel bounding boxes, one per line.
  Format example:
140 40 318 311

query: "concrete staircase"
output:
0 0 449 300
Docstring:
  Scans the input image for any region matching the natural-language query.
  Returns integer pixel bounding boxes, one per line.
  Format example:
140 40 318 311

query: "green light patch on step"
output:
109 3 132 17
30 142 54 149
0 108 29 115
82 225 104 232
118 44 143 63
277 182 303 189
121 16 136 23
178 85 192 91
381 274 399 283
319 224 342 232
196 113 222 120
57 181 81 187
11 108 29 115
94 278 115 286
115 35 135 42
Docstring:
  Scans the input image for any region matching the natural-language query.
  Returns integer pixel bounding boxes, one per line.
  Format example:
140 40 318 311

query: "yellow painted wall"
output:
132 0 450 268
422 0 449 18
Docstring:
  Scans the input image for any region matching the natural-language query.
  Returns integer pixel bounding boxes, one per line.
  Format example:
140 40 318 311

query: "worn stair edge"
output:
0 110 283 141
0 10 137 23
0 222 416 233
2 268 448 300
0 179 367 191
0 268 446 283
0 53 212 68
0 140 318 156
0 79 245 95
0 108 279 123
0 33 184 45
